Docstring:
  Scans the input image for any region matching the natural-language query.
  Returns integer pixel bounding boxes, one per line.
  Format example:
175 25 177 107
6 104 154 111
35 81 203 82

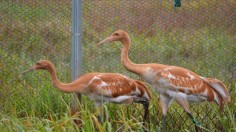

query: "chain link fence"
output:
1 0 73 119
1 0 235 131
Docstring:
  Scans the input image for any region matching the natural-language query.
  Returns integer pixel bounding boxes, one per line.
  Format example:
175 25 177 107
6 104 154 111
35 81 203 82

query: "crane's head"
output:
22 60 53 75
97 30 130 46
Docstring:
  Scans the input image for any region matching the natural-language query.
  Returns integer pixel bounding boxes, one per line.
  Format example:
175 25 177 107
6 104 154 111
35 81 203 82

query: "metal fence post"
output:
71 0 82 125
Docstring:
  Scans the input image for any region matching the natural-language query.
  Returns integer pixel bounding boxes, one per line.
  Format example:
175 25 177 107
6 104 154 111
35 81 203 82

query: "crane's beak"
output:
21 65 36 75
97 36 112 47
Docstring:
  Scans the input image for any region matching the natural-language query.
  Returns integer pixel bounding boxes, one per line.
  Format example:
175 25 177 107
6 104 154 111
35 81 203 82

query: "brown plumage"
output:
22 60 151 124
98 30 230 131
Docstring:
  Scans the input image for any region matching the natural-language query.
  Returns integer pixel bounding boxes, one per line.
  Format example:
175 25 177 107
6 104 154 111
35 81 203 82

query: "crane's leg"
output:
136 99 149 132
174 97 199 132
95 102 103 124
160 94 173 132
139 100 149 123
187 112 199 132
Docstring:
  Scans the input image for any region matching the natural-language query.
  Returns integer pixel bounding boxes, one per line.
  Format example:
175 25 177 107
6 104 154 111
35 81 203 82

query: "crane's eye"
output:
114 33 119 36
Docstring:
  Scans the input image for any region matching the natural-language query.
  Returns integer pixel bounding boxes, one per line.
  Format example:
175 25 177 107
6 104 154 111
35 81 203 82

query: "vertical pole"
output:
71 0 82 126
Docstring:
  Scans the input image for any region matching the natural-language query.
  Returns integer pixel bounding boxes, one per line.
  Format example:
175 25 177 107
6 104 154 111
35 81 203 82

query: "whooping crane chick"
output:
22 60 151 125
98 30 231 132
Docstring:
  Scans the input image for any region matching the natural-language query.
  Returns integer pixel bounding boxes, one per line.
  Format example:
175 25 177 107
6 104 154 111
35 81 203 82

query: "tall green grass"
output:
1 0 235 131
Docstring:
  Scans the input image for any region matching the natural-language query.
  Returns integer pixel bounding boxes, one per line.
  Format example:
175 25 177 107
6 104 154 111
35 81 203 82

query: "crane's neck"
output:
46 64 81 93
120 38 145 75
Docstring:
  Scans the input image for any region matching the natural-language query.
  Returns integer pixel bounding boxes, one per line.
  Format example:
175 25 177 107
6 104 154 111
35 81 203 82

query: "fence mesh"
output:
1 0 235 131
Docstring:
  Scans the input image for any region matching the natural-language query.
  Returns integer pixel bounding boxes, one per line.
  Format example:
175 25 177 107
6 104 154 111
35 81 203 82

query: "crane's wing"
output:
88 74 136 98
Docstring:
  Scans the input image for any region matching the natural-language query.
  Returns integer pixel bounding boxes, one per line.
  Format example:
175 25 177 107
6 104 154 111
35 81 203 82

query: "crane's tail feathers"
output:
134 81 152 100
204 78 231 108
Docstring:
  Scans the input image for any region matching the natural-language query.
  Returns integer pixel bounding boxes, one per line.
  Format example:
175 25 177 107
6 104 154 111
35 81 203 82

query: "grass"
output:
1 0 235 131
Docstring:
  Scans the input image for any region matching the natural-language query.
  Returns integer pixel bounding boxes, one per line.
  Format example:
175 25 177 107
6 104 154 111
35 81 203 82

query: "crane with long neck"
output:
22 60 151 127
98 30 231 132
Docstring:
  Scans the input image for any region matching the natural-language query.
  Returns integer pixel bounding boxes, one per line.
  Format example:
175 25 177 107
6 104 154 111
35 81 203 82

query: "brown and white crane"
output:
22 60 151 125
98 30 231 131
